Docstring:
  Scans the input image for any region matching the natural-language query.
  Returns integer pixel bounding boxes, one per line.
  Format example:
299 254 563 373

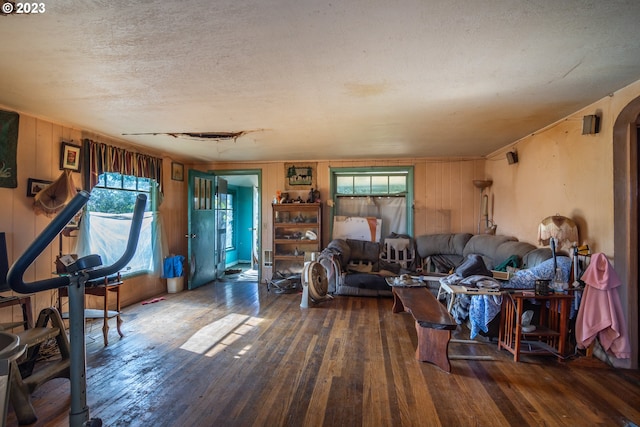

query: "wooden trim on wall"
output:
613 96 640 369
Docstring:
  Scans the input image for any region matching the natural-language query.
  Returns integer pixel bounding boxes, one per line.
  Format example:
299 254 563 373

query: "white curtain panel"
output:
336 196 406 240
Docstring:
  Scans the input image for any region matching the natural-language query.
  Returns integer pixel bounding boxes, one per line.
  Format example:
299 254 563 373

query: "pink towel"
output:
575 253 630 359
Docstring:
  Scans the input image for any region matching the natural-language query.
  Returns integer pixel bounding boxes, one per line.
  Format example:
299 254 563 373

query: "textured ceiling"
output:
1 1 640 162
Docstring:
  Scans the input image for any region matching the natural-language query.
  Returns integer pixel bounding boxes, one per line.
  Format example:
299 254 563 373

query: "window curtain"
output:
76 211 166 275
84 139 163 192
336 196 407 239
76 139 167 276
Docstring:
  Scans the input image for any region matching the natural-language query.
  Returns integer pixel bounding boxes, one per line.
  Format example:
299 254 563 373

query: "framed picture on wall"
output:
171 162 184 181
26 178 52 197
284 162 316 190
60 141 82 172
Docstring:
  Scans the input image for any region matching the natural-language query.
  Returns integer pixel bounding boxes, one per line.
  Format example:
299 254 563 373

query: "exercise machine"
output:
7 190 146 427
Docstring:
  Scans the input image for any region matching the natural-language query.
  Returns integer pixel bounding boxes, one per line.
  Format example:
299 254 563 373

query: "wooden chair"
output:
380 237 416 270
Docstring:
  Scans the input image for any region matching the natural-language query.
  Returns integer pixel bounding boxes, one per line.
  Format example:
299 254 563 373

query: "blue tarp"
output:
163 255 185 278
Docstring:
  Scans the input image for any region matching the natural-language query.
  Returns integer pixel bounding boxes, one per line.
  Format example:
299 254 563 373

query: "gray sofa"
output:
319 233 553 296
417 233 553 275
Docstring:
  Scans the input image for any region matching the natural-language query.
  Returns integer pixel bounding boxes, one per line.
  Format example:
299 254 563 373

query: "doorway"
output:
211 169 262 284
613 97 640 369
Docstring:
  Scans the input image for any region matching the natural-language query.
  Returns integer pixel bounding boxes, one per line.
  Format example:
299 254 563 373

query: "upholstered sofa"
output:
417 233 553 275
319 232 553 297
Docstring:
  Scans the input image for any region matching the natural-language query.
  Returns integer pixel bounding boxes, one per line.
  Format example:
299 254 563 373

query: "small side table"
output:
58 274 124 346
497 291 572 362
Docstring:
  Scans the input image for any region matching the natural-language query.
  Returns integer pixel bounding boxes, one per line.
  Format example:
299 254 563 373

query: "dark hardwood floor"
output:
6 280 640 426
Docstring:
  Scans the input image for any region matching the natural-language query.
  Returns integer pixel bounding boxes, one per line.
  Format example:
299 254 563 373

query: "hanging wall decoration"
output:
60 141 82 172
0 110 19 188
284 162 316 190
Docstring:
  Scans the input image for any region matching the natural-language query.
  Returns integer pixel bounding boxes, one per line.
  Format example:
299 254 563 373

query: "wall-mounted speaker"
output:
582 114 601 134
506 151 518 164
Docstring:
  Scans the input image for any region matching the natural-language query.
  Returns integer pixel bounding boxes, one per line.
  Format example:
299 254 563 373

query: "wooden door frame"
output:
613 95 640 369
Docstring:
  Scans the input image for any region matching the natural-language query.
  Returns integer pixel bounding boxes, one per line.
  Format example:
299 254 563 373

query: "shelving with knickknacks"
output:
271 203 322 292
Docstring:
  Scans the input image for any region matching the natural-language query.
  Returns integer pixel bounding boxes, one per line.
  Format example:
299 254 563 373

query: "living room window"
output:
78 172 160 277
330 167 414 239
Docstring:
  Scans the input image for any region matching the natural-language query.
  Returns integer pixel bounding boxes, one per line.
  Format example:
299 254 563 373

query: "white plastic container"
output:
167 276 184 293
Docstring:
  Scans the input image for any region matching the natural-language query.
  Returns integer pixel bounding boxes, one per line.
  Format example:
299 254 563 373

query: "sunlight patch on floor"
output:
180 313 263 357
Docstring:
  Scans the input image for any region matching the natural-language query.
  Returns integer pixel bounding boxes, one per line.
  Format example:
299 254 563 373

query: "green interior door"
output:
187 170 217 289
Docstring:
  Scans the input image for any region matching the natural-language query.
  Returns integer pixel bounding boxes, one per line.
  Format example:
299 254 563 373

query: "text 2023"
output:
15 3 46 13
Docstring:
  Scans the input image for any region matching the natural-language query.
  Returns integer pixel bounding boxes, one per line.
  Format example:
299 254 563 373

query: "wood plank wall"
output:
0 111 188 322
201 158 486 282
0 108 487 318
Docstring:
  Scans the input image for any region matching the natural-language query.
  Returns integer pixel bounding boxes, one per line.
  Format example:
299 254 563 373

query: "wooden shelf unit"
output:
272 203 322 281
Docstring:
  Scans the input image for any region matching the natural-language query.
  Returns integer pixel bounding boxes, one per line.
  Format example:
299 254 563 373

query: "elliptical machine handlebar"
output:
7 191 147 294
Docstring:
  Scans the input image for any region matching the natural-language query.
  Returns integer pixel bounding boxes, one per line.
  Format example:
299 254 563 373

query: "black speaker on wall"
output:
582 114 601 134
506 151 518 164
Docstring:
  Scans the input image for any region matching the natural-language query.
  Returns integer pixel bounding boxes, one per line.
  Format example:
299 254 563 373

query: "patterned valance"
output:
85 139 163 192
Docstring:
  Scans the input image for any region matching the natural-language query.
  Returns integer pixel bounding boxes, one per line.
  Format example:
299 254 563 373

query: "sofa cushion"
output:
346 239 380 262
455 254 492 278
343 273 389 291
463 234 516 269
415 233 472 258
522 247 554 268
494 240 537 267
347 261 374 273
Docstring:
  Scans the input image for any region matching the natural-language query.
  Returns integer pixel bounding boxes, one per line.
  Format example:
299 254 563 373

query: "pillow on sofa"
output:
522 247 553 268
494 240 536 267
463 235 517 269
346 239 380 262
455 254 492 278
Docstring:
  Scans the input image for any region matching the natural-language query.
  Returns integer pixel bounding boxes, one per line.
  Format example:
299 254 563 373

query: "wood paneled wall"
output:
0 110 188 323
200 158 486 281
0 109 487 318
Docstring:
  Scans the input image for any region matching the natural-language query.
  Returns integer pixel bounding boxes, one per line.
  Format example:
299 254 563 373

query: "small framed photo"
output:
171 162 184 181
27 178 52 197
60 141 82 172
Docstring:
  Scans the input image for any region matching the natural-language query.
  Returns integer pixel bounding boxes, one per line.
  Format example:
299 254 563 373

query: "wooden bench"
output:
392 286 457 372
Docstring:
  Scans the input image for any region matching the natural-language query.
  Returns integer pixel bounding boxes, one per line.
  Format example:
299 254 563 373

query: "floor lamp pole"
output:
472 180 492 234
